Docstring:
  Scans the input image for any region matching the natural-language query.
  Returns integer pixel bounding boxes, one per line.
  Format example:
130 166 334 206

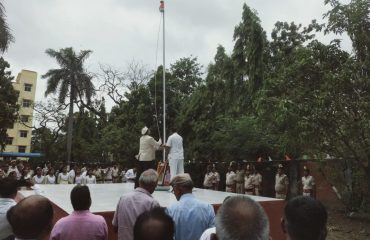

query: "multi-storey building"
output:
4 70 37 159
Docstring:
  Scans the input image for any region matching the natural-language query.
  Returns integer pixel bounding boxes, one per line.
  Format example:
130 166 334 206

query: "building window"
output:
5 137 13 145
20 115 29 123
23 99 32 108
18 146 26 153
20 130 28 138
24 83 32 92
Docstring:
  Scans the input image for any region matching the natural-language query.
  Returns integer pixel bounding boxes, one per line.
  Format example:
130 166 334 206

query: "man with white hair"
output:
215 195 270 240
166 174 215 240
112 169 160 240
136 126 162 188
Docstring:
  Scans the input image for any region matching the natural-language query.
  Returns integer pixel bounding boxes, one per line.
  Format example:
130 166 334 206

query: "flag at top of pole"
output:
159 1 164 12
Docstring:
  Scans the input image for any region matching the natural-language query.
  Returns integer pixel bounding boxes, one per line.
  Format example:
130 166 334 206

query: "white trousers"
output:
169 158 184 180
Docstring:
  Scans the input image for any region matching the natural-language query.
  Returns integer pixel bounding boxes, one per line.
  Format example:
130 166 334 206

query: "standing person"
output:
225 165 236 193
58 166 70 184
74 167 84 184
84 169 97 184
121 168 128 183
0 177 18 239
211 165 220 191
252 166 263 196
125 168 137 183
104 166 113 183
113 165 120 183
43 162 52 176
7 160 19 177
112 169 160 240
275 164 289 200
244 168 254 195
68 164 76 184
166 174 215 240
301 166 316 198
50 185 108 240
235 164 245 194
32 167 45 185
136 126 162 188
95 165 103 184
21 167 32 181
203 165 215 189
44 168 56 184
165 126 184 180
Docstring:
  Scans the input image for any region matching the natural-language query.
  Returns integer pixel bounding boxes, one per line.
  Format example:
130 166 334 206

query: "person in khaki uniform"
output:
301 166 316 198
275 164 289 200
211 166 220 190
203 165 215 189
235 164 245 194
244 168 254 195
225 165 236 193
252 166 262 196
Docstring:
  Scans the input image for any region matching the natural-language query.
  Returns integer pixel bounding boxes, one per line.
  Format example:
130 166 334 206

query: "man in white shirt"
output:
301 166 316 198
0 177 18 239
7 160 19 179
125 168 137 183
104 166 113 183
136 126 162 188
68 164 76 184
226 165 237 193
165 127 184 180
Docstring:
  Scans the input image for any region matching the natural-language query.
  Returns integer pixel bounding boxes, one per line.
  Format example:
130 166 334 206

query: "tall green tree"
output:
232 3 267 93
0 57 18 150
0 2 14 53
42 47 94 163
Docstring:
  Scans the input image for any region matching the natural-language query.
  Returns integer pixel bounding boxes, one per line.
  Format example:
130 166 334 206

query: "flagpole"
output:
160 1 166 162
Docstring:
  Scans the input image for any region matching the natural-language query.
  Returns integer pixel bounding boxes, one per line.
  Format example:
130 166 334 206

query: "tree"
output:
0 2 14 53
42 47 94 163
324 0 370 66
0 57 18 151
232 3 267 93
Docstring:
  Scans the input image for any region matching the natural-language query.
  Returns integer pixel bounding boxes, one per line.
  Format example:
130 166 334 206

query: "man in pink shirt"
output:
50 185 108 240
113 169 160 240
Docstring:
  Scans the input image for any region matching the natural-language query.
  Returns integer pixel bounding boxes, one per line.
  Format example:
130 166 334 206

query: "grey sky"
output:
2 0 351 111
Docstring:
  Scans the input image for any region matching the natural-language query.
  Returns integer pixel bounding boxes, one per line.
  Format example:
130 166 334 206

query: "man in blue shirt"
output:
166 174 215 240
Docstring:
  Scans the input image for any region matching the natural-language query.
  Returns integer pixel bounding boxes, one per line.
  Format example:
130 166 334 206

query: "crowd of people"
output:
0 159 138 185
0 170 327 240
206 162 315 200
0 158 316 202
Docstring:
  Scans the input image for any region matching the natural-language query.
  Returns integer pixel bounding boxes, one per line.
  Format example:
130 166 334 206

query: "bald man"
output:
7 195 54 240
215 195 270 240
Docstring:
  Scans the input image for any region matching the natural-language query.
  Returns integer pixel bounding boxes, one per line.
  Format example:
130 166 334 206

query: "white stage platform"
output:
20 183 280 214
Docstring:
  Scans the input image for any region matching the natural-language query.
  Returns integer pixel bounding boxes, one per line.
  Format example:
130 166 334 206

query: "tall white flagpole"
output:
160 1 166 162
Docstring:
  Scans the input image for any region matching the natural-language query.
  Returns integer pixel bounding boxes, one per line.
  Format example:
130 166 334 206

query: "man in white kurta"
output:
165 127 184 180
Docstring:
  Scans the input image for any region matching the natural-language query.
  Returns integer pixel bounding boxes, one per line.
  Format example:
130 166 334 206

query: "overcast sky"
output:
2 0 351 110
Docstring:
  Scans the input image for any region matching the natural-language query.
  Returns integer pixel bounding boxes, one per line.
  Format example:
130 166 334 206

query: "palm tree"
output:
42 47 94 164
0 2 14 52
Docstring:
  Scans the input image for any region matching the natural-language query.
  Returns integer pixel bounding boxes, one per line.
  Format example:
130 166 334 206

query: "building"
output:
3 70 37 160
